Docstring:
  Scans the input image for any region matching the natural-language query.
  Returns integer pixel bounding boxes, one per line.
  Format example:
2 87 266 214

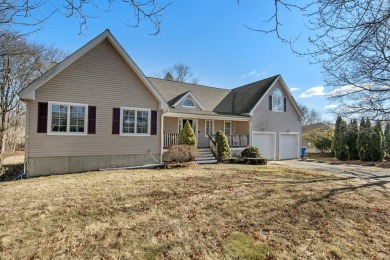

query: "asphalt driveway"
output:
270 160 390 188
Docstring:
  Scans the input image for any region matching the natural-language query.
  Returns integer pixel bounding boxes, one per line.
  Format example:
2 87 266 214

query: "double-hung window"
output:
120 107 150 136
224 121 231 135
205 120 214 137
49 102 87 135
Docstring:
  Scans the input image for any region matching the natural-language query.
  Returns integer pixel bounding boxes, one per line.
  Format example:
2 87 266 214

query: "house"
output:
19 30 302 177
302 123 335 152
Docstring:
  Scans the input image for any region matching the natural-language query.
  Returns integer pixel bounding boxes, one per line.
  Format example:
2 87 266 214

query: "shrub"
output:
215 130 231 160
384 122 390 157
331 116 342 155
358 118 373 161
177 120 197 147
241 146 261 158
333 116 348 160
162 145 197 163
370 121 384 162
313 132 332 154
337 119 349 160
346 119 359 160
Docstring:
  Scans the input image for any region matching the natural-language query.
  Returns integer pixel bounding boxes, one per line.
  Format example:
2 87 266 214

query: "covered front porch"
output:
163 115 250 148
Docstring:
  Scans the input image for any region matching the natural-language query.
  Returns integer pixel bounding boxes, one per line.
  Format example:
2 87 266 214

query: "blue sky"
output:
21 0 335 121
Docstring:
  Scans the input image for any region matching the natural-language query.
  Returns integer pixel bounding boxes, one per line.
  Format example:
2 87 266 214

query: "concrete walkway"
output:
270 160 390 188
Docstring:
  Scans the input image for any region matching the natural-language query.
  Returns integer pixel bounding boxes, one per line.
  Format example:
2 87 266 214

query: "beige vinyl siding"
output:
250 80 301 159
163 117 178 133
214 120 224 133
28 39 161 157
235 121 250 135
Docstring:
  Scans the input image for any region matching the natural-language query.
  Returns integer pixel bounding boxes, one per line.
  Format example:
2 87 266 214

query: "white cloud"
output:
299 86 325 98
242 69 266 78
325 104 338 109
290 87 301 92
326 85 360 97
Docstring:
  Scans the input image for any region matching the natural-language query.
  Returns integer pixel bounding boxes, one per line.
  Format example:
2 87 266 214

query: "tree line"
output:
332 117 390 162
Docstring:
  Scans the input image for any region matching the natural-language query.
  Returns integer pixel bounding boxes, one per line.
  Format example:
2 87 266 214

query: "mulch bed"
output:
0 163 24 182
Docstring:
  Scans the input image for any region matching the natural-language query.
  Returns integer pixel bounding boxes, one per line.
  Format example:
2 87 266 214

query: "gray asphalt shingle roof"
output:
148 75 279 116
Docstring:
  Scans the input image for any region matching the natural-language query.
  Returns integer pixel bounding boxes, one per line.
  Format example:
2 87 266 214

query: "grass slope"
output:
0 164 389 259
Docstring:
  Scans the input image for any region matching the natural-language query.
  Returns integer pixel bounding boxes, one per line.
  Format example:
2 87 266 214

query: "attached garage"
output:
251 132 276 160
279 133 300 160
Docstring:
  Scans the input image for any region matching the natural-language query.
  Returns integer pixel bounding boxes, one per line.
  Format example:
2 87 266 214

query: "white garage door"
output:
279 133 299 160
252 132 275 160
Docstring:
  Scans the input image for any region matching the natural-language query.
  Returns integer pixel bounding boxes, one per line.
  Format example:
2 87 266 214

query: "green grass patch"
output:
223 232 272 260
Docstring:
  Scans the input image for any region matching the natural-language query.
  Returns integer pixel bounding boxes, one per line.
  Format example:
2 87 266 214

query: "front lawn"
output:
0 164 389 259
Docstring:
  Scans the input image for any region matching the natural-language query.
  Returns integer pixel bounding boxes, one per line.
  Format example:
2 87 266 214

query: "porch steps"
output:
195 148 218 164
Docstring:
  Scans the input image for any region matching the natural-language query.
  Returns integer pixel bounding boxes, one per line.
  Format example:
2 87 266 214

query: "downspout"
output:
23 99 30 177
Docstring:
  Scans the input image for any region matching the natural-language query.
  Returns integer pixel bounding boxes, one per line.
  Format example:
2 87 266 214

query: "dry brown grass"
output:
0 164 389 259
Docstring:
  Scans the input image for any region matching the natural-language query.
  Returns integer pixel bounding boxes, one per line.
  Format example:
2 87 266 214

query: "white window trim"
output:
47 101 88 136
205 119 214 137
224 121 232 135
120 106 151 136
182 98 196 108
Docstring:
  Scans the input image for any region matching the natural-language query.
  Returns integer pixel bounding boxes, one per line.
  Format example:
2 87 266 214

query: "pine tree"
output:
384 122 390 157
346 119 359 160
177 120 197 147
332 116 342 156
215 130 231 160
371 121 384 161
358 118 372 161
336 118 349 160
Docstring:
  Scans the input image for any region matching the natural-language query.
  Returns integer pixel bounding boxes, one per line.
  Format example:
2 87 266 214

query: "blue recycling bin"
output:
301 147 307 158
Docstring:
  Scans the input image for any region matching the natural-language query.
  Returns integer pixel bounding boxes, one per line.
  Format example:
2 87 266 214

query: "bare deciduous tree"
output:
0 0 171 35
298 103 322 125
0 31 65 153
158 63 199 84
244 0 390 121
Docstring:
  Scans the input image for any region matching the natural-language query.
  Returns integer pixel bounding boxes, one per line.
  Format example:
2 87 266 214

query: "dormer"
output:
171 91 205 110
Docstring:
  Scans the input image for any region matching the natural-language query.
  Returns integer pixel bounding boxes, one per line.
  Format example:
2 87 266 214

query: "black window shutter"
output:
151 110 157 135
88 106 96 134
284 98 287 112
37 102 48 133
269 95 272 111
112 108 120 134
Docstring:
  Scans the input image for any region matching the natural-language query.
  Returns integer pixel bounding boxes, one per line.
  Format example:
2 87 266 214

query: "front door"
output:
178 118 198 146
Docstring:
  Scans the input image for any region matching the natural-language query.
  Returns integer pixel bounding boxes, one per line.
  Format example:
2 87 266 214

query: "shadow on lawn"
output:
294 179 390 208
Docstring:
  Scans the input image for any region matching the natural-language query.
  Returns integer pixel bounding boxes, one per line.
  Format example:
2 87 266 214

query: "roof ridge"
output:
147 76 231 92
232 74 280 90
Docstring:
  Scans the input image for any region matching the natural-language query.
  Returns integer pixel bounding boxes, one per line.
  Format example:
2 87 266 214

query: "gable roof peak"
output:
19 29 168 110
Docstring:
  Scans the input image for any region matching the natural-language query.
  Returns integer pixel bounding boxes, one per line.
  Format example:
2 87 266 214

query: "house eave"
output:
164 111 251 121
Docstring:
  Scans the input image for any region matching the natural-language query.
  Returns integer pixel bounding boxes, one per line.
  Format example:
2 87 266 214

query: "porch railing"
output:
163 133 179 148
210 134 249 147
208 134 219 159
163 133 249 148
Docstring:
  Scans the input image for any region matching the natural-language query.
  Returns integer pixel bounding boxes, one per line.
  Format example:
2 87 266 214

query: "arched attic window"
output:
182 98 196 108
271 88 285 112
